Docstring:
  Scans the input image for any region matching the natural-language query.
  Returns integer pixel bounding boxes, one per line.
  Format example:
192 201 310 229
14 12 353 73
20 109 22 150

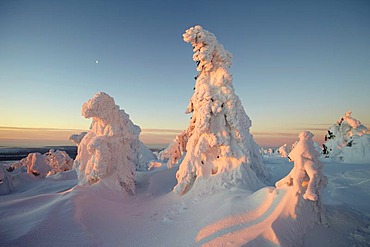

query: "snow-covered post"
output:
172 25 269 195
73 92 140 194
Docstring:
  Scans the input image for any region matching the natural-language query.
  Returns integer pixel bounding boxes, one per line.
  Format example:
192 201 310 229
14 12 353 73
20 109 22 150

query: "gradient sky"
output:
1 0 369 148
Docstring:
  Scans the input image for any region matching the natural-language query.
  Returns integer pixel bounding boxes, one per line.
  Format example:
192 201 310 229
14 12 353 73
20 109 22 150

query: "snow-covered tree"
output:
45 149 74 175
73 92 140 193
8 150 73 177
158 130 188 168
73 92 155 193
69 132 87 145
169 25 269 195
276 131 327 202
323 111 369 163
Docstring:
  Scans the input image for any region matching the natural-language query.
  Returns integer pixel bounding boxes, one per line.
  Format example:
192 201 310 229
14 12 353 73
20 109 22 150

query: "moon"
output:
95 60 99 64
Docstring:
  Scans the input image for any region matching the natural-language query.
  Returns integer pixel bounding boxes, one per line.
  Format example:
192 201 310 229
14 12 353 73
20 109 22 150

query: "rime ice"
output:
73 92 141 194
276 131 327 202
9 149 73 178
323 111 370 163
165 26 269 195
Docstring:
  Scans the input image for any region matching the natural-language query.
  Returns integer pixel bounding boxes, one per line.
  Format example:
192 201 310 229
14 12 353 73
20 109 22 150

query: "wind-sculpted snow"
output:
73 92 155 194
276 131 326 220
163 26 269 195
323 111 370 163
69 132 87 145
1 155 369 246
276 131 327 201
277 144 289 158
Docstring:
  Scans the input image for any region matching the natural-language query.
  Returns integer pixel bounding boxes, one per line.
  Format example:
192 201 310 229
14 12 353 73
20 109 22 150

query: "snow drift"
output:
323 111 370 163
161 25 269 195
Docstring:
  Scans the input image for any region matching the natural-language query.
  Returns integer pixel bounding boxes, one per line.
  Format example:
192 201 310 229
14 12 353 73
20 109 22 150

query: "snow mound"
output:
73 92 155 194
9 149 73 178
162 25 269 195
323 111 370 163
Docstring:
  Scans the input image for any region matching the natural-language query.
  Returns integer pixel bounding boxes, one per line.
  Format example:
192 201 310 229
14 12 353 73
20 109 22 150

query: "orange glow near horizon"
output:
0 126 327 149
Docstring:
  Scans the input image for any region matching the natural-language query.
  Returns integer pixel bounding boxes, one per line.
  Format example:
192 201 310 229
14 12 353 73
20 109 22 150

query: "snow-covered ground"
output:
1 157 369 246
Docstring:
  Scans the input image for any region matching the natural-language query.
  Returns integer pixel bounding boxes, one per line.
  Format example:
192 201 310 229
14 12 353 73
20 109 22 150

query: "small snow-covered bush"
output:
9 150 73 178
276 131 327 202
323 111 369 163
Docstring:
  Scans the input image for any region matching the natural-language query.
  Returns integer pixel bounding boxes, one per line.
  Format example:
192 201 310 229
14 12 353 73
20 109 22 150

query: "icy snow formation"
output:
9 150 73 178
166 25 269 195
276 131 327 202
277 144 289 158
73 92 154 194
69 132 87 145
273 131 328 241
323 111 370 163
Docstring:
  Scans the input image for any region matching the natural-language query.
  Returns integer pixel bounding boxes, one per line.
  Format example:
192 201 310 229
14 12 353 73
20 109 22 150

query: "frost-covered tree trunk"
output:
172 25 269 195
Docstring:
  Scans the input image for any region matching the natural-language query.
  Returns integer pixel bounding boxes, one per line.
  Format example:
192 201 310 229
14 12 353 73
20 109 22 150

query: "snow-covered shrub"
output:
323 111 369 163
277 144 289 158
73 92 154 194
276 131 327 202
9 150 73 178
169 25 269 195
45 149 73 175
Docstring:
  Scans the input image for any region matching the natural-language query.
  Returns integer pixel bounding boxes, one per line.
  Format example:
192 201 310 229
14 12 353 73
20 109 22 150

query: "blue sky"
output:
0 0 369 148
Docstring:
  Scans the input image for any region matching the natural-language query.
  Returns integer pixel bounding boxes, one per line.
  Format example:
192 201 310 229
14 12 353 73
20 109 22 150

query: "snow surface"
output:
1 157 369 246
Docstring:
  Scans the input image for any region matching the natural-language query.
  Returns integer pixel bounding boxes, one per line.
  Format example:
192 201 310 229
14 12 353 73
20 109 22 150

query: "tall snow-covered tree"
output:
170 25 269 195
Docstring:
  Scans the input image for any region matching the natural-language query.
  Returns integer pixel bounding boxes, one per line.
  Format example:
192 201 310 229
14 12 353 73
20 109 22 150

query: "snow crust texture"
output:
73 92 143 194
163 26 269 195
323 111 370 163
